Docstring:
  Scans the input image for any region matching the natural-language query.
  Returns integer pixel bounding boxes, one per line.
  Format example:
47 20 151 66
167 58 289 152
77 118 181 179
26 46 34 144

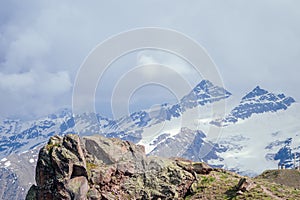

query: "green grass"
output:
184 170 300 200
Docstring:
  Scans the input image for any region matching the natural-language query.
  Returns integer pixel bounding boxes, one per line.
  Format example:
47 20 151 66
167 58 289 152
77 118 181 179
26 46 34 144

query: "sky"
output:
0 0 299 119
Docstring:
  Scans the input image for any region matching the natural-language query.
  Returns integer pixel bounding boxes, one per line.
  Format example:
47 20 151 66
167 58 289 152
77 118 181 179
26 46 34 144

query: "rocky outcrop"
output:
236 178 255 195
26 134 213 200
27 134 88 199
26 134 300 200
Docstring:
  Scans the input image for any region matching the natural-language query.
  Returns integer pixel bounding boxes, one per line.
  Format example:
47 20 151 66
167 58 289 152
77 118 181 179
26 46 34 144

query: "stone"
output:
25 185 37 200
87 186 101 200
24 134 300 199
83 135 146 172
26 134 214 199
117 161 135 175
174 158 212 175
192 162 213 174
28 134 88 199
237 178 255 192
66 176 89 200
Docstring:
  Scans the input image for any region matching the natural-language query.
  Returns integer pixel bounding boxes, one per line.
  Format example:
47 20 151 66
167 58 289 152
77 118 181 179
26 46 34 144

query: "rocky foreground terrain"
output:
26 134 300 200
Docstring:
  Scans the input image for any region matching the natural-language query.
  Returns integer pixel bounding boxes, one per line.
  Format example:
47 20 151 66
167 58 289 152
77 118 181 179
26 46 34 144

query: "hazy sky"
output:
0 0 299 119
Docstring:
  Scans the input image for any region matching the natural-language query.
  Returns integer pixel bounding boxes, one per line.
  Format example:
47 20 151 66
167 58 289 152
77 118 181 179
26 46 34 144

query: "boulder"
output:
83 135 146 172
27 134 214 199
174 157 212 175
27 134 88 200
237 178 255 193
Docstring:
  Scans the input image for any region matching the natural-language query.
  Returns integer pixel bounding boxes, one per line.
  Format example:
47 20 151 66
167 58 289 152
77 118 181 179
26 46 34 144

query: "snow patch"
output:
4 161 11 167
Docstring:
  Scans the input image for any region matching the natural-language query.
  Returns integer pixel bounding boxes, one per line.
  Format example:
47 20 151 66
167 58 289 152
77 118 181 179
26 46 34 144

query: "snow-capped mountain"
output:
0 80 231 158
148 127 226 166
92 79 232 143
0 109 75 159
265 136 300 169
180 79 231 111
208 103 300 176
136 85 300 176
212 86 295 126
0 80 299 199
203 86 300 176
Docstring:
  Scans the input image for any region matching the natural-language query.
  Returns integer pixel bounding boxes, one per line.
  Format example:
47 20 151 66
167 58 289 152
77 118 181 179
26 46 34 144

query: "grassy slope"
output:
186 169 300 200
256 169 300 189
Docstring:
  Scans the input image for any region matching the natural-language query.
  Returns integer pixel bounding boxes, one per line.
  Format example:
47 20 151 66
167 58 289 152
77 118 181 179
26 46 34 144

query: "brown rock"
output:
192 162 213 174
237 178 255 192
63 134 86 163
28 134 88 199
175 159 212 175
66 176 89 200
117 161 135 175
83 136 146 167
26 134 212 199
100 165 116 184
87 187 101 200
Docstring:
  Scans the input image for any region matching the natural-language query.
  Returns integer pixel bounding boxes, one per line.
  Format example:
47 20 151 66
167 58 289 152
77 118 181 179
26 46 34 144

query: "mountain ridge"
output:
212 85 296 126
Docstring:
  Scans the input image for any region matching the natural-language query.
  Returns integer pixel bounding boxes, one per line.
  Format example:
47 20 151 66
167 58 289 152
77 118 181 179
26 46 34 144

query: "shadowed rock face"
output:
29 134 88 199
26 134 212 200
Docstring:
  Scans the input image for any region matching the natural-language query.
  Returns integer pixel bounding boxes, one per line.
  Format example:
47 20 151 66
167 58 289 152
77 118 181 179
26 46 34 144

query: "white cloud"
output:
0 70 72 119
0 70 72 96
0 72 34 92
137 54 156 66
136 54 160 79
0 0 299 118
136 50 201 85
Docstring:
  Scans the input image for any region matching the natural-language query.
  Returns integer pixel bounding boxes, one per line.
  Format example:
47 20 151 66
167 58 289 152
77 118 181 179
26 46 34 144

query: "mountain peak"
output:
214 86 296 126
196 79 214 90
192 79 231 96
179 80 231 110
242 86 268 100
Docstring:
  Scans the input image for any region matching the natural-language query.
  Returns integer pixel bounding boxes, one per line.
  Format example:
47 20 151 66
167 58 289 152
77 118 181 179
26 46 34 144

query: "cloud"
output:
0 0 299 119
0 72 34 92
136 51 201 85
0 70 72 119
136 54 160 78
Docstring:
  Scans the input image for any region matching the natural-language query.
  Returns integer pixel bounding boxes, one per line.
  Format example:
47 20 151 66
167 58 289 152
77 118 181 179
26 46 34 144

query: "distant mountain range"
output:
1 79 300 199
